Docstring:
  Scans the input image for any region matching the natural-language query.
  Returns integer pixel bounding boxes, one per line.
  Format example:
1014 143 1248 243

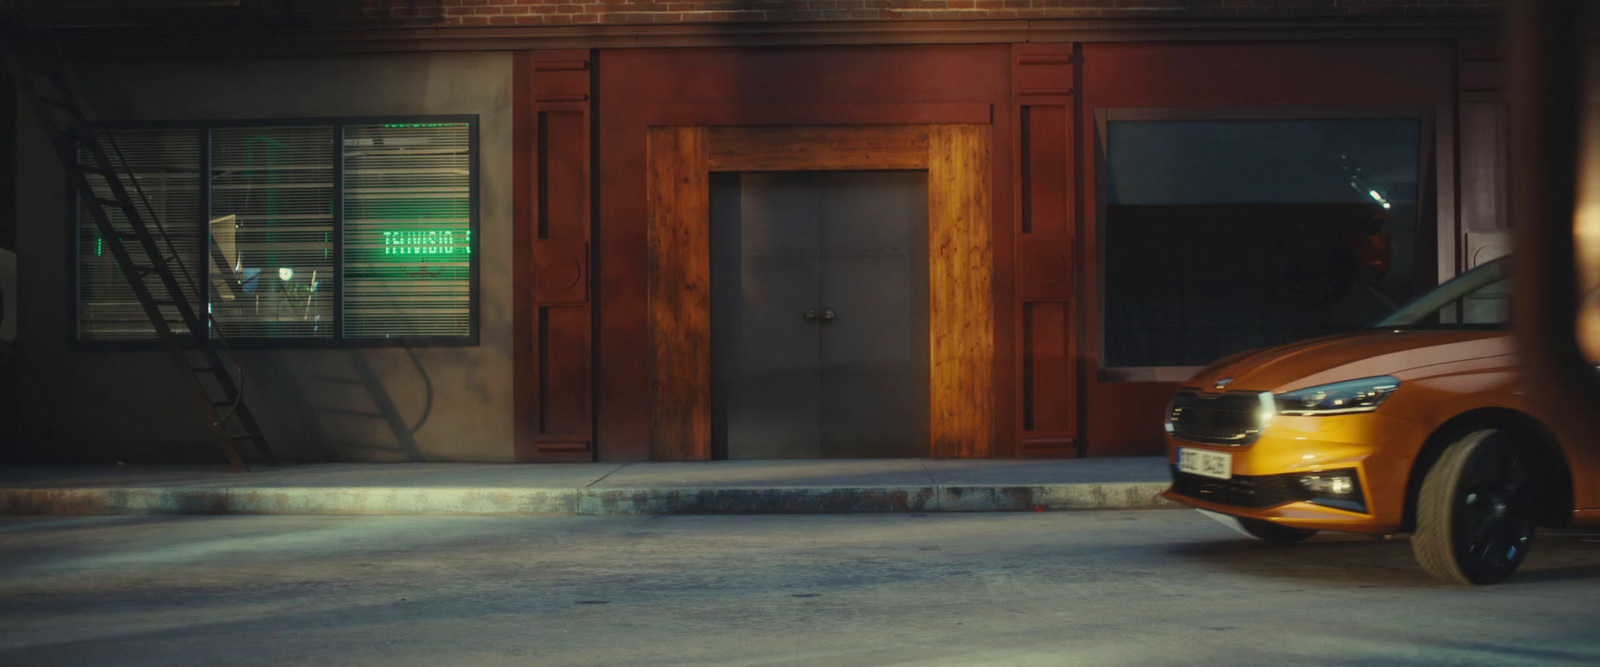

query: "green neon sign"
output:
381 123 460 129
383 229 471 256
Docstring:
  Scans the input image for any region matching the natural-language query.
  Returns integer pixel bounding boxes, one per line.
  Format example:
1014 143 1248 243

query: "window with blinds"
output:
209 126 336 339
342 123 473 339
75 117 477 345
77 128 203 341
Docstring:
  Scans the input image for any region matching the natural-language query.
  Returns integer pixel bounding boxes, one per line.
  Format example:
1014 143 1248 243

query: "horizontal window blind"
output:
342 123 473 339
76 118 475 345
77 128 203 341
209 127 336 339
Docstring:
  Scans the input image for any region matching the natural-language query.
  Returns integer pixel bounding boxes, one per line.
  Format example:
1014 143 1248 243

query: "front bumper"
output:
1162 412 1429 534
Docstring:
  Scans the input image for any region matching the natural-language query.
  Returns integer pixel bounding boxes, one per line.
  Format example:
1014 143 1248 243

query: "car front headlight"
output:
1274 376 1401 416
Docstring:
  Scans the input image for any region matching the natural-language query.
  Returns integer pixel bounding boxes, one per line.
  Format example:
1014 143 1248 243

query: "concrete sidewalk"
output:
0 458 1177 516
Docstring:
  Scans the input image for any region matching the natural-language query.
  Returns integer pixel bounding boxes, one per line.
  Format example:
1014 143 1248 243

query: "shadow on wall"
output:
7 49 506 464
101 50 507 464
249 347 437 463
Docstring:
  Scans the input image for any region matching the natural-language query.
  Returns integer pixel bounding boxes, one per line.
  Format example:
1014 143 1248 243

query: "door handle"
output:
805 309 818 321
822 309 835 322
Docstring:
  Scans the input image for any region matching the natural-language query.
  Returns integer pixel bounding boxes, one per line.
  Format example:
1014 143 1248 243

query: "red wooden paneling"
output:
541 111 588 237
597 46 1015 461
541 305 591 438
1078 43 1457 456
707 125 932 172
649 103 991 127
1024 302 1073 436
514 51 535 461
515 50 596 462
1013 43 1079 458
1019 234 1073 302
1021 105 1071 236
533 239 587 305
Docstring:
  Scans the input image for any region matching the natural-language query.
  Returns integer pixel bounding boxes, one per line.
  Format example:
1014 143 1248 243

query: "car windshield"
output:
1370 258 1511 329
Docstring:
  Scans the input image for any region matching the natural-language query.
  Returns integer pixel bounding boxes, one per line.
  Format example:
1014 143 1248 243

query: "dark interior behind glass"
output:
1372 258 1510 329
1104 117 1425 367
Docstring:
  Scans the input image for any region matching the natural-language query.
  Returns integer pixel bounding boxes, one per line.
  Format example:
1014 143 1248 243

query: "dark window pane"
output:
1104 118 1423 367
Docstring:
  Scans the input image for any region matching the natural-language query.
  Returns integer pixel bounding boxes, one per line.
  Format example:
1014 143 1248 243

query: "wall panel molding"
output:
1012 43 1078 458
707 125 930 172
515 49 596 462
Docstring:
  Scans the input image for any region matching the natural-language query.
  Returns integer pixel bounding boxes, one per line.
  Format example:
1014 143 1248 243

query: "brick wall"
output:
298 0 1499 27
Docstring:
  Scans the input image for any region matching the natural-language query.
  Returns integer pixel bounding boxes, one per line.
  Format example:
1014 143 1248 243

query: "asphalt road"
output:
2 510 1598 666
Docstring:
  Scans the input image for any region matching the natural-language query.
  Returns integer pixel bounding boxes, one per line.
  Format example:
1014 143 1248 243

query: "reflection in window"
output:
1374 259 1510 329
209 126 336 338
1103 118 1424 367
77 118 476 344
77 129 202 340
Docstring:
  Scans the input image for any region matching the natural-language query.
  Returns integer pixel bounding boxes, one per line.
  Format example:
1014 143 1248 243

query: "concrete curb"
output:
0 482 1178 516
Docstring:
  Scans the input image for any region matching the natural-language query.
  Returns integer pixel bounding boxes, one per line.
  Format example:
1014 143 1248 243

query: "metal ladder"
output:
4 32 273 471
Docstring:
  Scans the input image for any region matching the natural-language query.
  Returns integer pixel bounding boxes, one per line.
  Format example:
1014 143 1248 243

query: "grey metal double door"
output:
711 171 930 459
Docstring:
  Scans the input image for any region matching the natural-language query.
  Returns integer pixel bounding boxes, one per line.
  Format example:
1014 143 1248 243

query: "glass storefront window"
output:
77 117 477 345
1101 114 1426 369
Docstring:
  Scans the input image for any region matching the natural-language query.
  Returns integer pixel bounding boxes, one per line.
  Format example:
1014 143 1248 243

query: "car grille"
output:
1167 391 1268 446
1170 469 1311 509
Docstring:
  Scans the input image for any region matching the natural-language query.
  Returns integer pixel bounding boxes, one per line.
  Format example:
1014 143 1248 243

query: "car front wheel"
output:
1412 429 1536 584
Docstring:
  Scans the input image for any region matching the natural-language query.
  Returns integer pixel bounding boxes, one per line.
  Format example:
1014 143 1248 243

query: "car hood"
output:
1187 329 1511 393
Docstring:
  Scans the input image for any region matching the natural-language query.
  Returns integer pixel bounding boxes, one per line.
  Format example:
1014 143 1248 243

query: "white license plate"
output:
1178 447 1232 480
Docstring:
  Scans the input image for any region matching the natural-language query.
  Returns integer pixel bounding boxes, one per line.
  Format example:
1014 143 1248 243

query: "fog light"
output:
1296 469 1366 513
1300 473 1353 495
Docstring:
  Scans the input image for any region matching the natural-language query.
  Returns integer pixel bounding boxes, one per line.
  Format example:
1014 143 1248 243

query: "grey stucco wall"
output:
11 52 515 463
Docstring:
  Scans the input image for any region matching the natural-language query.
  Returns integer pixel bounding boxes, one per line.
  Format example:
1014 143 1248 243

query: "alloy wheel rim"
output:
1456 444 1535 576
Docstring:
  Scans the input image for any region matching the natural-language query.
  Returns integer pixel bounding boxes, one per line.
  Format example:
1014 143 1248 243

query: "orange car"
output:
1162 257 1600 584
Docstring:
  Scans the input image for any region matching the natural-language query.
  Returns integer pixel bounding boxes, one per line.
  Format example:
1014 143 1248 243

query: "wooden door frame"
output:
646 123 995 460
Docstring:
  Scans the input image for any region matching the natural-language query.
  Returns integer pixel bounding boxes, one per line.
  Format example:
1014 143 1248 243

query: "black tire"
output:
1412 429 1536 585
1239 517 1318 544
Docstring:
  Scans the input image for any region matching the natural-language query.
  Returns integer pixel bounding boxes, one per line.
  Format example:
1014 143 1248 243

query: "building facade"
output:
4 0 1509 463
